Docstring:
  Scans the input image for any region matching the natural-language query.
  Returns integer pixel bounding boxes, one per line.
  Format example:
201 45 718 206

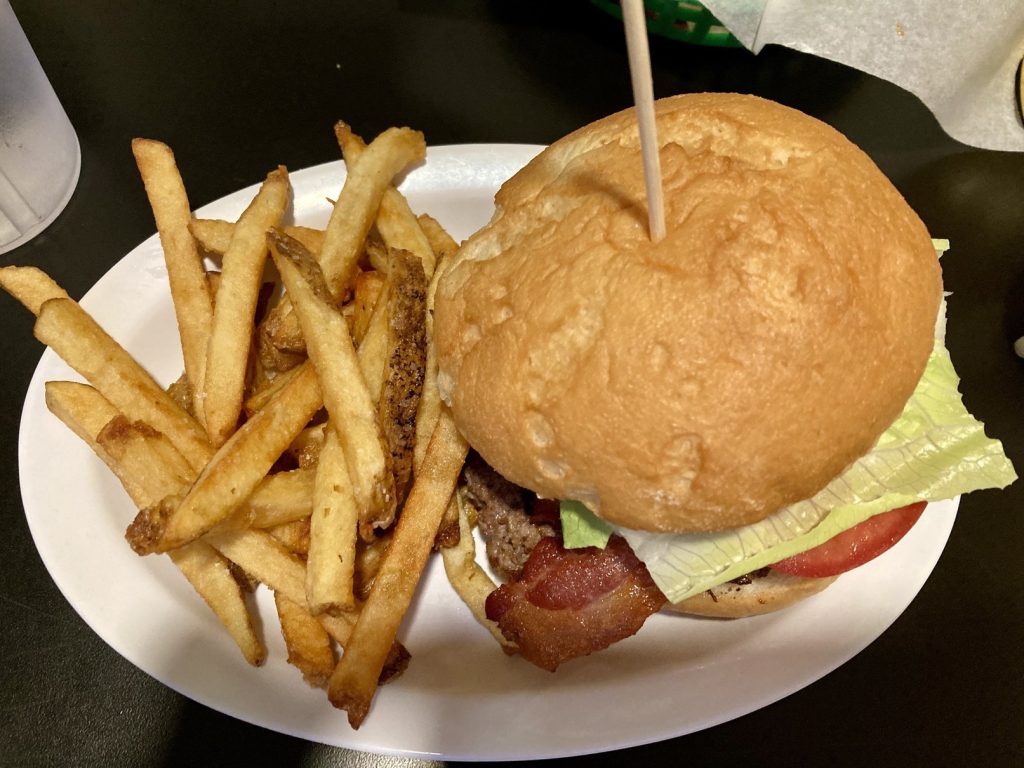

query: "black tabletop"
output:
3 2 1023 766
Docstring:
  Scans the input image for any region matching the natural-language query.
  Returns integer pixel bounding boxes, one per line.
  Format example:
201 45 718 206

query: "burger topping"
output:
771 501 927 578
484 536 665 671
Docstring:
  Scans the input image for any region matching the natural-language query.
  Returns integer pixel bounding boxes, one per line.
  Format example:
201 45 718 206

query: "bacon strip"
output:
485 536 666 671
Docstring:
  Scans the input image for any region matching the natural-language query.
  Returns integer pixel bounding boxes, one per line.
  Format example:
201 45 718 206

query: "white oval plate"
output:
17 145 957 761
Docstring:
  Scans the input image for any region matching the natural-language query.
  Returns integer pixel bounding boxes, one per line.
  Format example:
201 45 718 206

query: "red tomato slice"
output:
771 501 927 578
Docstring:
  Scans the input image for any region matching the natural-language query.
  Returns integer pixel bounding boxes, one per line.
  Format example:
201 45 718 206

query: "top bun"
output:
433 93 942 533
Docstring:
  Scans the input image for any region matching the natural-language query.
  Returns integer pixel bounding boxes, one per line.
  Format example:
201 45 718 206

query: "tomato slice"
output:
771 501 927 578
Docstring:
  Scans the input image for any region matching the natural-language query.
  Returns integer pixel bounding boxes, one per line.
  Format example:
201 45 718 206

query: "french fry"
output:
354 532 391 601
334 122 436 278
134 362 323 553
33 297 213 472
256 300 307 376
287 420 326 469
268 517 311 557
43 380 264 666
45 382 183 510
96 416 195 508
44 381 121 460
306 428 359 613
244 360 304 415
356 286 391 403
171 541 267 666
191 218 325 258
205 526 410 682
275 592 335 687
166 372 193 415
414 222 457 476
0 265 70 315
318 126 427 300
351 270 386 345
203 166 291 446
269 230 395 531
416 213 460 263
235 466 315 529
132 139 215 407
207 529 308 604
440 495 516 653
327 406 469 728
376 249 428 510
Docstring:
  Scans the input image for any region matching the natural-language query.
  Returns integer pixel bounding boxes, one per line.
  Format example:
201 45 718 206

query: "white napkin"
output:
701 0 1024 152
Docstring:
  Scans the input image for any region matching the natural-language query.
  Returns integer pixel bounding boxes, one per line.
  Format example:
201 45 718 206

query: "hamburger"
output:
432 93 1015 670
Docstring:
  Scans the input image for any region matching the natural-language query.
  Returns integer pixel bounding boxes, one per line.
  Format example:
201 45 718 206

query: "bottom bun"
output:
667 570 839 619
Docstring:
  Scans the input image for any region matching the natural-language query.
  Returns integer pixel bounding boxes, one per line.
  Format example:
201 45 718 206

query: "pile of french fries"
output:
0 123 514 728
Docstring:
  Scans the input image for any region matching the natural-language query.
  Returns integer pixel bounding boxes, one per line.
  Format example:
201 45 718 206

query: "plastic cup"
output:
0 1 81 255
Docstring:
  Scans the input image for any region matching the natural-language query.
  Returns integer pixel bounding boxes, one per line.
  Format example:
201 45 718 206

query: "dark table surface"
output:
3 2 1023 766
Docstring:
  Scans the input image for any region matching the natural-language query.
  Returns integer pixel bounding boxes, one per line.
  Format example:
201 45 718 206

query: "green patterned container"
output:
592 0 742 47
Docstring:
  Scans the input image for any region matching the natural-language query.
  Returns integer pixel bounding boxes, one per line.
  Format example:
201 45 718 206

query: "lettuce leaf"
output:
560 499 613 548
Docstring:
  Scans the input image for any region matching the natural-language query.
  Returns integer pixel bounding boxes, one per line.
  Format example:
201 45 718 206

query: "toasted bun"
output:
434 93 942 533
666 570 839 618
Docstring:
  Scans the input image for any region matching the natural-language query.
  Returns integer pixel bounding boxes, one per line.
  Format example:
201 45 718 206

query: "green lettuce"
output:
560 499 613 548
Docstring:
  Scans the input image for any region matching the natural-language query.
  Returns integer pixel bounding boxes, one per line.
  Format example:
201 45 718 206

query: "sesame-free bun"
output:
434 93 942 533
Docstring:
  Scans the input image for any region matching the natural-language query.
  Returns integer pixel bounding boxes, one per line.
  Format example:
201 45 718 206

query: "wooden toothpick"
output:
622 0 666 243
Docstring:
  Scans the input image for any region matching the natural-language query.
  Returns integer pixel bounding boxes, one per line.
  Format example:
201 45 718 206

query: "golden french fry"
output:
327 406 469 728
139 362 323 553
206 526 410 680
235 466 315 529
33 297 213 472
191 218 325 258
415 341 441 481
335 123 436 278
268 517 311 557
244 361 304 416
351 270 385 345
269 230 395 531
354 532 391 601
166 371 193 415
44 381 264 666
356 286 391 403
45 382 167 508
207 528 308 603
318 126 427 300
256 300 306 376
416 213 459 264
275 592 335 687
172 541 266 666
376 249 428 509
203 166 291 446
44 381 121 456
287 420 326 469
0 265 70 315
96 416 195 509
415 246 456 476
306 427 359 613
440 495 516 653
132 139 215 405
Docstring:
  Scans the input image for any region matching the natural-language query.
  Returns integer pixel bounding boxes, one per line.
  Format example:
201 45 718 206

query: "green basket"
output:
592 0 742 47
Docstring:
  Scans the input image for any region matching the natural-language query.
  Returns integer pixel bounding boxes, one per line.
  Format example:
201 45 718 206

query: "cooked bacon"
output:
485 536 666 671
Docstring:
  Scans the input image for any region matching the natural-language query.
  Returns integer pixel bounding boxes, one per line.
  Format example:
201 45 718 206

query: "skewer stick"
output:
622 0 666 243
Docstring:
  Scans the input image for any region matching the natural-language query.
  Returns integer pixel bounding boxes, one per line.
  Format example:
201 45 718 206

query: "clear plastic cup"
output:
0 1 81 255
